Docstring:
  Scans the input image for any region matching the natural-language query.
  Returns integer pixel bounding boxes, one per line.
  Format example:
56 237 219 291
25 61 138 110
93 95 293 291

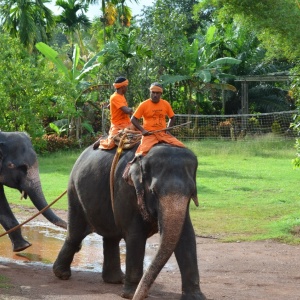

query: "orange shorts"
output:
99 122 135 149
135 132 185 156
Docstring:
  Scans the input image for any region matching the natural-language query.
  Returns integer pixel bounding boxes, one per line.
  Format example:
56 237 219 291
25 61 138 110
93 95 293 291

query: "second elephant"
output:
0 132 67 252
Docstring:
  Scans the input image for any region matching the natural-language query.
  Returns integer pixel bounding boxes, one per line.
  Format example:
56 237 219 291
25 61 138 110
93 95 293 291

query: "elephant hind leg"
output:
102 236 124 284
53 237 85 280
53 199 91 280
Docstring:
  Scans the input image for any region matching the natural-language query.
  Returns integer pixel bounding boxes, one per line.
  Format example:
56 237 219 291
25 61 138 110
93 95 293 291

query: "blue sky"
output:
46 0 154 19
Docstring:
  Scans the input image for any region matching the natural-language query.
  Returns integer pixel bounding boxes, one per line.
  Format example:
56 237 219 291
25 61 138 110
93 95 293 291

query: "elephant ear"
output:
122 158 150 220
123 156 143 187
123 161 134 186
123 160 143 192
0 142 3 172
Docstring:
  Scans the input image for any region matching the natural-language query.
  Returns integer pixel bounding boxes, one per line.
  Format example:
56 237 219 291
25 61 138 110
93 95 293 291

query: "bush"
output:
32 134 99 154
271 121 281 134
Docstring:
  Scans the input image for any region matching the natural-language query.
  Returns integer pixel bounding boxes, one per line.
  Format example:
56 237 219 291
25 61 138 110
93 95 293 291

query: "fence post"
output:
241 81 249 130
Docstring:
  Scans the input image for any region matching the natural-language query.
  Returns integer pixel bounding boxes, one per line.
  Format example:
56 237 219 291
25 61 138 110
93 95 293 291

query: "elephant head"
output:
124 144 199 299
0 132 67 251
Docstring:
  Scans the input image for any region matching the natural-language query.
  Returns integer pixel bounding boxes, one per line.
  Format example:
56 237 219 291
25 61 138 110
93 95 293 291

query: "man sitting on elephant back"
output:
131 82 185 156
93 77 137 150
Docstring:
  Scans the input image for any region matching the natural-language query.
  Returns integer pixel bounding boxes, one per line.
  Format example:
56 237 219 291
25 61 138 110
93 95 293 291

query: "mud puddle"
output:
0 221 174 272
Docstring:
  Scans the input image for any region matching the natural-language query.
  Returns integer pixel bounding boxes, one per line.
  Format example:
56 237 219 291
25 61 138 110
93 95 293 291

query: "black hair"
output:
114 77 127 83
150 82 163 89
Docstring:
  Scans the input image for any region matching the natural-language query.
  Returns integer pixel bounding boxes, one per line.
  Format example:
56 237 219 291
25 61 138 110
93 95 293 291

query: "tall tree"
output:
0 0 55 51
195 0 300 61
98 29 152 103
55 0 91 50
82 0 137 42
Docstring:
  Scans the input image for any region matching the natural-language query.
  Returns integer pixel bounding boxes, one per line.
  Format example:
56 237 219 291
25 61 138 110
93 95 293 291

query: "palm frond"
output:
160 75 191 85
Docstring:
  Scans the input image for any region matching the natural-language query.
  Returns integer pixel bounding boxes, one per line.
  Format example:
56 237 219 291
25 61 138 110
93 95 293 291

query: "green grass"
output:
187 137 300 244
0 274 13 289
5 137 300 244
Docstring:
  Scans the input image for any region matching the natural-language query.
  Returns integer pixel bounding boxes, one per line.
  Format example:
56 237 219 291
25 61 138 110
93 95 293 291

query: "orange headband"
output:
149 85 163 93
113 79 129 89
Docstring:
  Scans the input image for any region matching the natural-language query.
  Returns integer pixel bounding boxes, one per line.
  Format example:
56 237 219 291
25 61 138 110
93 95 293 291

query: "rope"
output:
0 190 67 238
148 121 191 134
133 121 192 136
109 133 127 215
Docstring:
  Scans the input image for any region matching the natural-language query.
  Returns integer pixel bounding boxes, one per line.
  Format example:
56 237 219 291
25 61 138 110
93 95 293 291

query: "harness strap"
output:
109 133 127 215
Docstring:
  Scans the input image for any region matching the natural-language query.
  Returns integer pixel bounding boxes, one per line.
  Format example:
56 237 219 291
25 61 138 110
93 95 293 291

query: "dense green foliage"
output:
291 65 300 167
0 33 73 137
0 0 55 52
196 0 300 60
0 0 299 158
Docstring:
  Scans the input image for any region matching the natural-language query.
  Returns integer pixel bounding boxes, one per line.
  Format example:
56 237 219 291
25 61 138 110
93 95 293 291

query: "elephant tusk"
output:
192 194 199 207
20 191 25 200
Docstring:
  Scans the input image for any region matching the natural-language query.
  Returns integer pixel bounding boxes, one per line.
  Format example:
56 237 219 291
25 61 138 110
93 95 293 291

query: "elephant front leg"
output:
0 187 31 252
121 228 147 299
174 214 206 300
8 228 32 252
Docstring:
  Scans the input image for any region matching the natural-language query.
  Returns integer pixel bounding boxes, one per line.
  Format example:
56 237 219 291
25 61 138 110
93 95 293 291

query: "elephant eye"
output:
18 164 28 174
7 162 15 168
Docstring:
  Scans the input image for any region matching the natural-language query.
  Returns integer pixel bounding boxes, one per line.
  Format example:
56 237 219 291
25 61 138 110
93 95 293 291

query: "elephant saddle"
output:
113 129 142 150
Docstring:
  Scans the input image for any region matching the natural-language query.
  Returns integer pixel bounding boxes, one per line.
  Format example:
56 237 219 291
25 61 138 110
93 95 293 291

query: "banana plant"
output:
35 42 102 82
161 38 241 114
35 42 103 139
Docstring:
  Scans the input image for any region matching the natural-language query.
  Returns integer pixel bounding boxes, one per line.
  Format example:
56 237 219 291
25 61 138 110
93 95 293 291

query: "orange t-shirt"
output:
133 99 174 131
110 92 131 125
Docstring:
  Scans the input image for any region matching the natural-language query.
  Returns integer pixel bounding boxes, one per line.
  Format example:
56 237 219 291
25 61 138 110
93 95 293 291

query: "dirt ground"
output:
1 209 300 300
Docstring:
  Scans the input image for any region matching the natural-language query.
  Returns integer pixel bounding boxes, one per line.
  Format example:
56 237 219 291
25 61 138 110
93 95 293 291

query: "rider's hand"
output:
142 129 151 136
93 139 100 150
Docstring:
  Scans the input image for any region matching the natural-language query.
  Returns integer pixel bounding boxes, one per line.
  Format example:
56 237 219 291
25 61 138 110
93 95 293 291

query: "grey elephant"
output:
53 143 206 300
0 132 67 252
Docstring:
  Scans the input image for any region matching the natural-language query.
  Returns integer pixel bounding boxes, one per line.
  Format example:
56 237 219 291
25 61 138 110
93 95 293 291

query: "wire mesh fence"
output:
173 110 298 141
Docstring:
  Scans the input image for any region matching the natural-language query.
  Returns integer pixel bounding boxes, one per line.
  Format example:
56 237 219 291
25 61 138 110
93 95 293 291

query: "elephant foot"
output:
121 283 140 299
13 240 32 252
121 290 134 299
181 291 207 300
53 263 71 280
54 219 68 230
102 270 124 284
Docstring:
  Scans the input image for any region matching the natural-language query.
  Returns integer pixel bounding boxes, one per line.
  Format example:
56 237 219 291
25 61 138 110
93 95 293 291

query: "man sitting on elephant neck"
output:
93 77 137 150
131 82 185 156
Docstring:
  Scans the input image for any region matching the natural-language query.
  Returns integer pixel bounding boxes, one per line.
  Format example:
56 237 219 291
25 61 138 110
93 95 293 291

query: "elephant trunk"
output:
132 194 189 300
23 162 67 229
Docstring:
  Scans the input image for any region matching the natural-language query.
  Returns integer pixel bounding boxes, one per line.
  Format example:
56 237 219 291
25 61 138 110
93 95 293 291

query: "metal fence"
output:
173 110 298 141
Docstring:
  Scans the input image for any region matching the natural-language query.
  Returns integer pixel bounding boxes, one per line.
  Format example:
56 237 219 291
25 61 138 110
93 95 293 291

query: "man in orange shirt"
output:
131 82 185 156
94 77 135 150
